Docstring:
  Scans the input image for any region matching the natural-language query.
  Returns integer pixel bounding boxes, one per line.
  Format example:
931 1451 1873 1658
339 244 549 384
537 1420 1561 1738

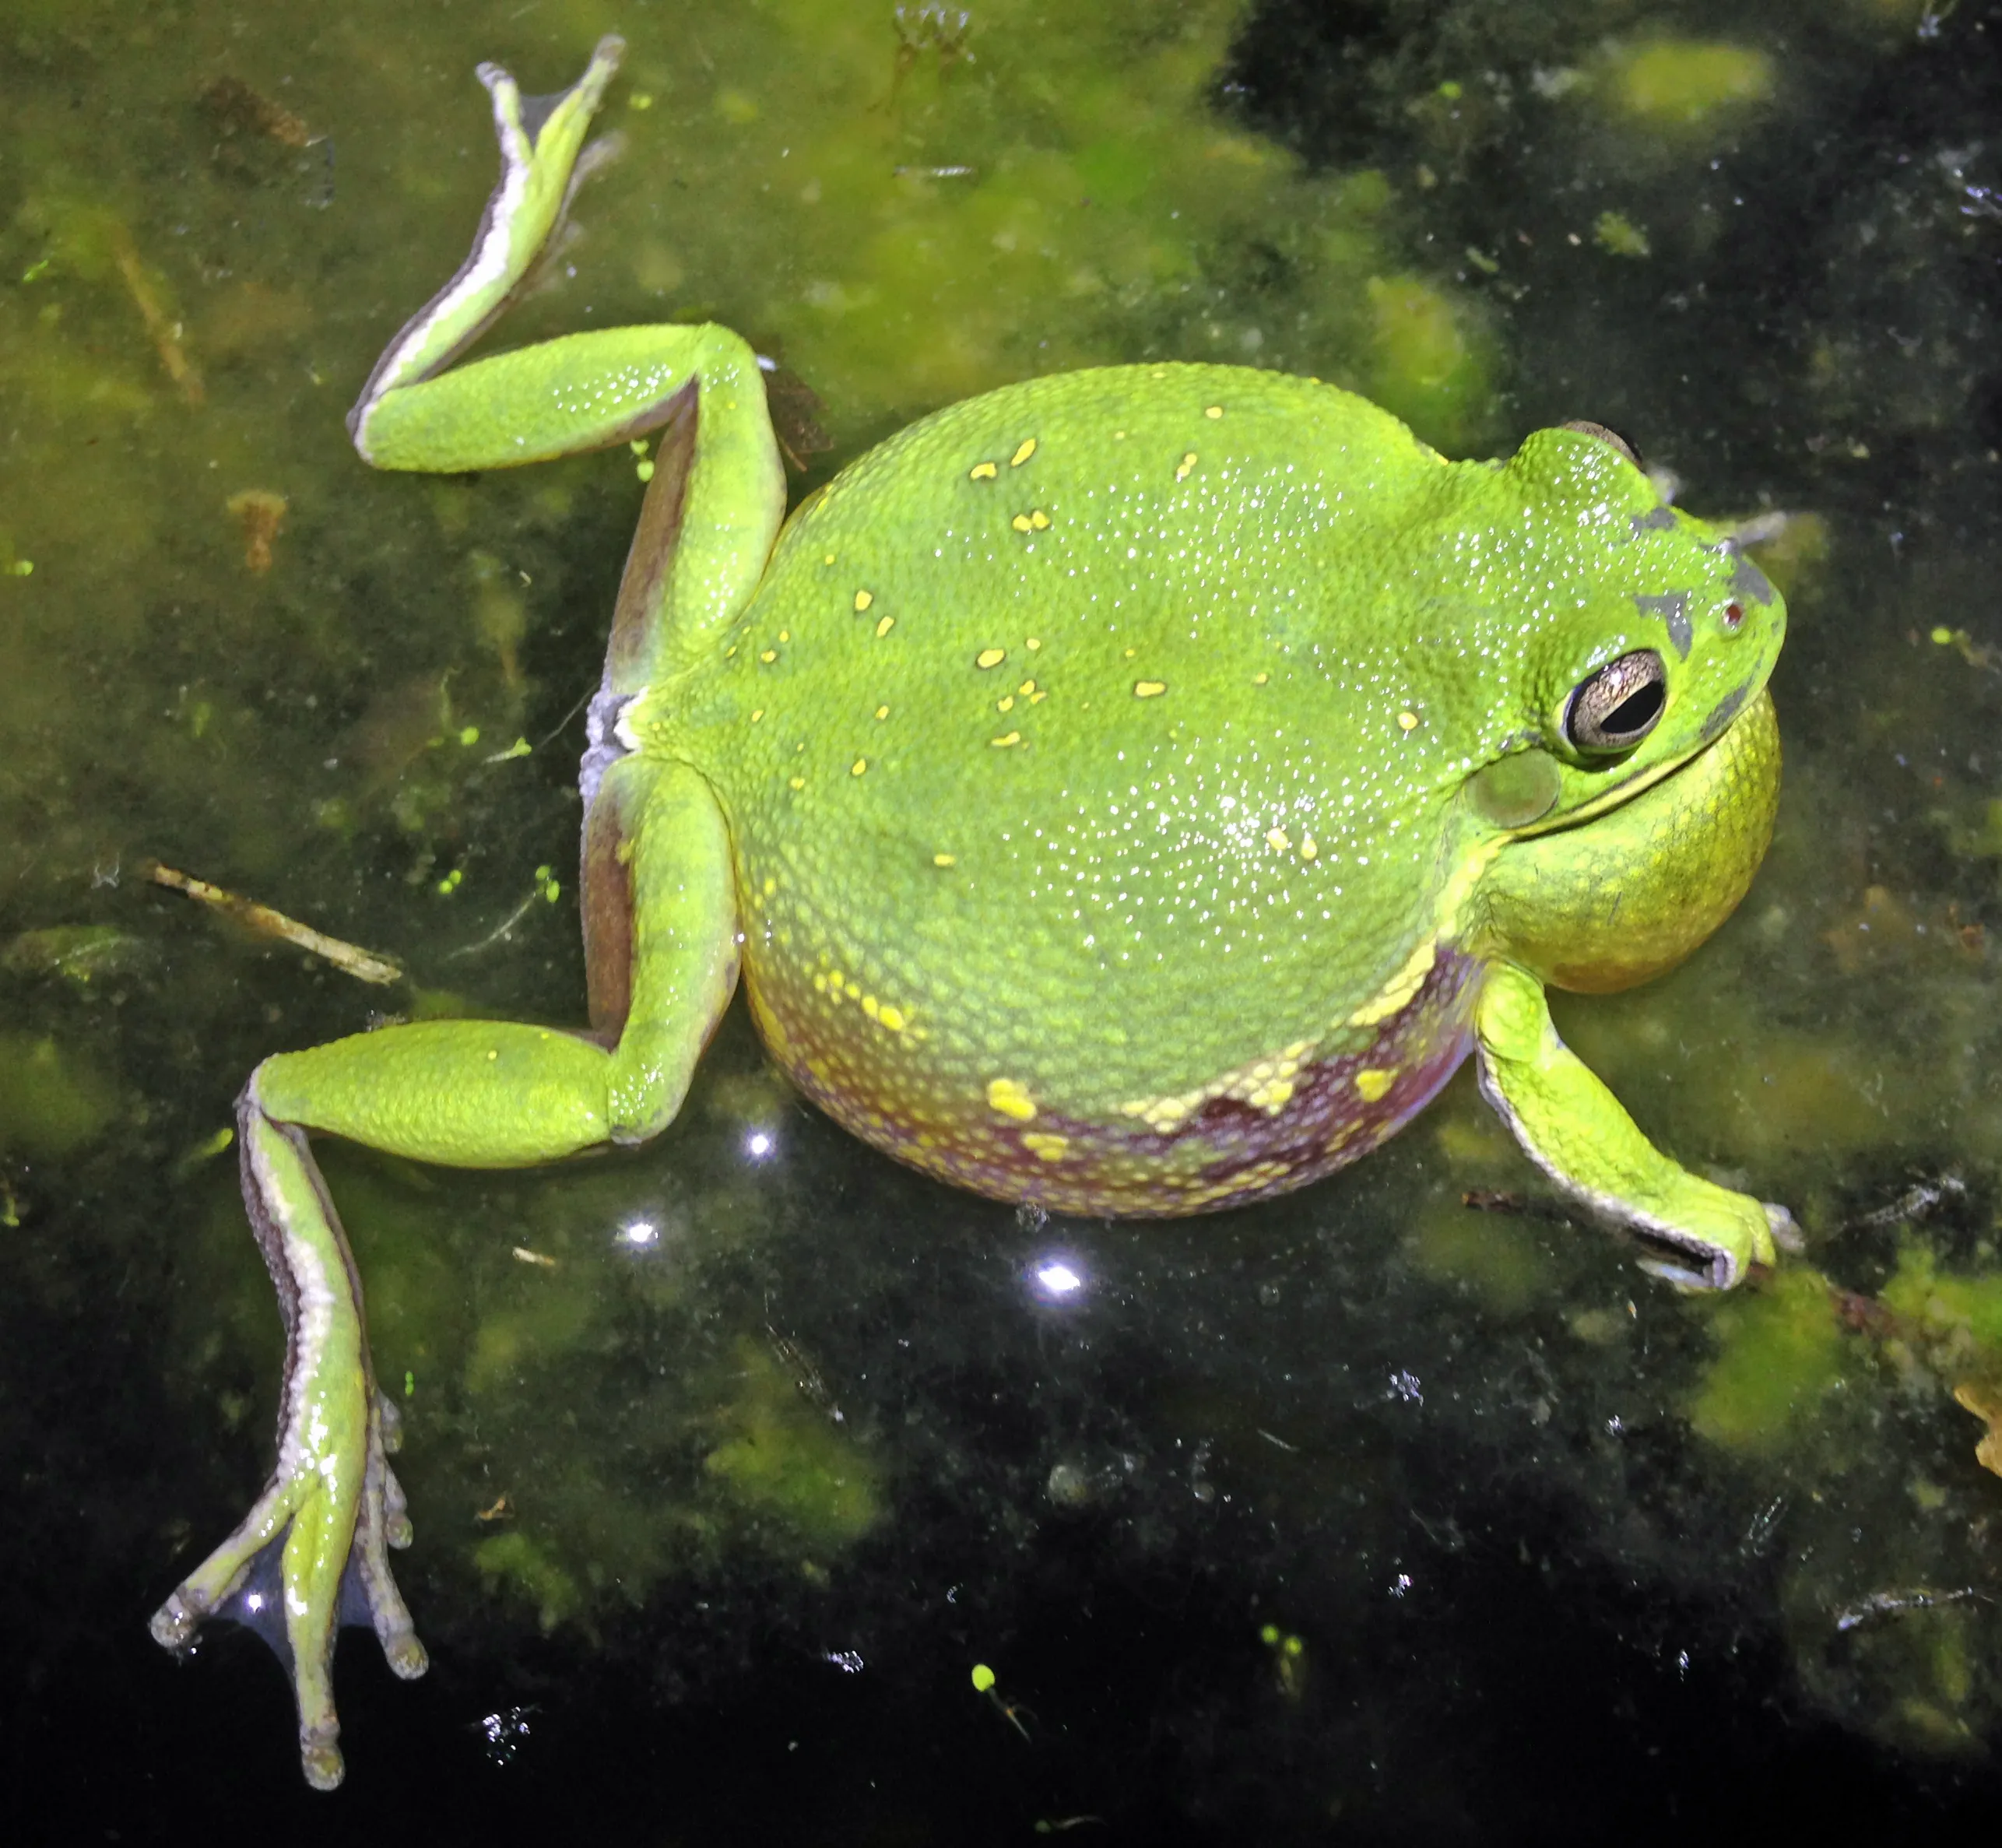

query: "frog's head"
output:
1470 420 1786 826
1463 420 1787 992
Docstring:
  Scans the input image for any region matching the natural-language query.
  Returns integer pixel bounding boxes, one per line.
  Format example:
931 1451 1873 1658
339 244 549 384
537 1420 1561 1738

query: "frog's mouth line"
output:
1508 679 1769 841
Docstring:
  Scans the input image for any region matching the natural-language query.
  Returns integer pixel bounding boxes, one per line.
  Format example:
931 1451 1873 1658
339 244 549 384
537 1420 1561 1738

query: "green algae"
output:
1685 1265 1849 1456
0 1031 120 1159
701 1338 883 1547
1602 40 1775 134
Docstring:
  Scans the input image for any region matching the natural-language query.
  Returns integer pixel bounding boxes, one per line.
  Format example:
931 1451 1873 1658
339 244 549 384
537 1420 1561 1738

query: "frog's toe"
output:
300 1727 345 1794
147 1586 202 1653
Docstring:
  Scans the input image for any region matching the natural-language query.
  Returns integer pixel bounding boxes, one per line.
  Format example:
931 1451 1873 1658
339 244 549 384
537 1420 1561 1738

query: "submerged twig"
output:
143 859 403 985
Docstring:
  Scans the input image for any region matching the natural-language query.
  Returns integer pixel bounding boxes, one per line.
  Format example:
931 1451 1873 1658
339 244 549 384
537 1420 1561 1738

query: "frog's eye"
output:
1559 420 1644 470
1565 649 1667 754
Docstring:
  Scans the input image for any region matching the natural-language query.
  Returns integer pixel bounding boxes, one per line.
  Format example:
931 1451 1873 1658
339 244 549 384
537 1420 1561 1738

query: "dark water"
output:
6 0 2002 1840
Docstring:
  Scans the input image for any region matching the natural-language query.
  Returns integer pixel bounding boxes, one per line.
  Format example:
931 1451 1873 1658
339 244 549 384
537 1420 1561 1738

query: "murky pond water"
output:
7 0 2002 1839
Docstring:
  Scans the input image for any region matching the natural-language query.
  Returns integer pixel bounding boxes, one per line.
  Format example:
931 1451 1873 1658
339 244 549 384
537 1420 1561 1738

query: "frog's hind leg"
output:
151 756 739 1789
346 36 785 693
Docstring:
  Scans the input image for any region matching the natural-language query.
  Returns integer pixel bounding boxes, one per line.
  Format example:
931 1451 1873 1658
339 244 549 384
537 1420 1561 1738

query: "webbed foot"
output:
151 1098 427 1790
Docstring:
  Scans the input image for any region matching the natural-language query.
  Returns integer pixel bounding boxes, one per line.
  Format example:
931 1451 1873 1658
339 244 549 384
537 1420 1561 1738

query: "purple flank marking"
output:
757 943 1484 1219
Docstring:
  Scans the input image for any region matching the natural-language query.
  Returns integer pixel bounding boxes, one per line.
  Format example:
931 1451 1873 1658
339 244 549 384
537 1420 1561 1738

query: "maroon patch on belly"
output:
760 941 1485 1220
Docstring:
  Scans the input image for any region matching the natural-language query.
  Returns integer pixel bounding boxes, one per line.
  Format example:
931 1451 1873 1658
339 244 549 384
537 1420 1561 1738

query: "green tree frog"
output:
151 37 1795 1788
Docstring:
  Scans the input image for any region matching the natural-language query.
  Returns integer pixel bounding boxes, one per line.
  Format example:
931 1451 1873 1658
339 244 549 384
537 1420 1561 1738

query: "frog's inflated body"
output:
701 365 1783 1217
152 39 1793 1790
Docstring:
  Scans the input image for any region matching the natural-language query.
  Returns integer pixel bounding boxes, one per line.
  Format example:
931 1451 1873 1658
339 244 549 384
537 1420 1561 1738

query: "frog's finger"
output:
1765 1202 1806 1253
1473 961 1782 1290
349 33 626 427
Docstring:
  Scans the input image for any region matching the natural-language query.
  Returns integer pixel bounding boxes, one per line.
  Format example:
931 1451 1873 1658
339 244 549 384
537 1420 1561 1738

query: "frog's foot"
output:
149 1409 425 1789
1473 962 1790 1291
150 1105 427 1790
350 33 627 432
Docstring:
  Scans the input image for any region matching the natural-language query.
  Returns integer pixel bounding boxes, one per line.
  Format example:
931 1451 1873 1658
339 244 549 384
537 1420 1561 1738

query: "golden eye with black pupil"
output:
1558 419 1644 470
1565 649 1667 753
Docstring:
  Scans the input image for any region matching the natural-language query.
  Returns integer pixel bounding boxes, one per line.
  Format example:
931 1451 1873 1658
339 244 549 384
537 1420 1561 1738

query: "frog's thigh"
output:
1472 961 1779 1288
597 753 743 1142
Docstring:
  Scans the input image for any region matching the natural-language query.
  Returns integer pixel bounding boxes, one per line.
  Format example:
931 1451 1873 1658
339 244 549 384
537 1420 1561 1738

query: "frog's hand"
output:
150 757 738 1790
1473 961 1790 1289
349 34 627 415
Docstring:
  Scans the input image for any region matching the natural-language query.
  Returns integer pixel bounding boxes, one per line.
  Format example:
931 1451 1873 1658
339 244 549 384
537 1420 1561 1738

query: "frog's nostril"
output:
1723 601 1745 631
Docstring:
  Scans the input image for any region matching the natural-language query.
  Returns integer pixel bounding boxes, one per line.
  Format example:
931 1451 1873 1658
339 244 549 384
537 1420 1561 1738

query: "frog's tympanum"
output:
151 40 1793 1788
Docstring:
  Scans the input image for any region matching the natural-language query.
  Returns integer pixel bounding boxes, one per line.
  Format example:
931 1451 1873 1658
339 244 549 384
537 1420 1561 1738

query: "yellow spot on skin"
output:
1265 827 1291 852
1026 637 1041 651
976 648 1006 669
1176 451 1197 481
1018 680 1037 695
854 590 873 613
875 615 895 638
969 461 999 480
987 1077 1037 1120
1350 940 1435 1028
1350 838 1501 1031
789 775 806 789
1030 690 1048 704
997 695 1015 712
1301 834 1318 861
760 648 778 663
878 1003 907 1031
862 996 879 1020
1398 710 1419 733
1030 509 1049 529
823 553 836 566
1011 515 1033 533
933 852 956 867
1254 671 1270 686
875 704 890 720
750 708 765 722
1204 405 1223 419
1010 438 1037 467
778 630 790 643
1134 680 1167 698
1354 1068 1396 1103
846 982 861 1000
761 877 777 897
992 730 1022 747
1247 1077 1294 1112
851 757 868 776
1022 1132 1069 1162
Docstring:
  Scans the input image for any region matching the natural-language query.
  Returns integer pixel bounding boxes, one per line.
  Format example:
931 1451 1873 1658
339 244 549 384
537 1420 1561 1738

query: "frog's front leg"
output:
151 758 739 1788
1473 961 1797 1289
